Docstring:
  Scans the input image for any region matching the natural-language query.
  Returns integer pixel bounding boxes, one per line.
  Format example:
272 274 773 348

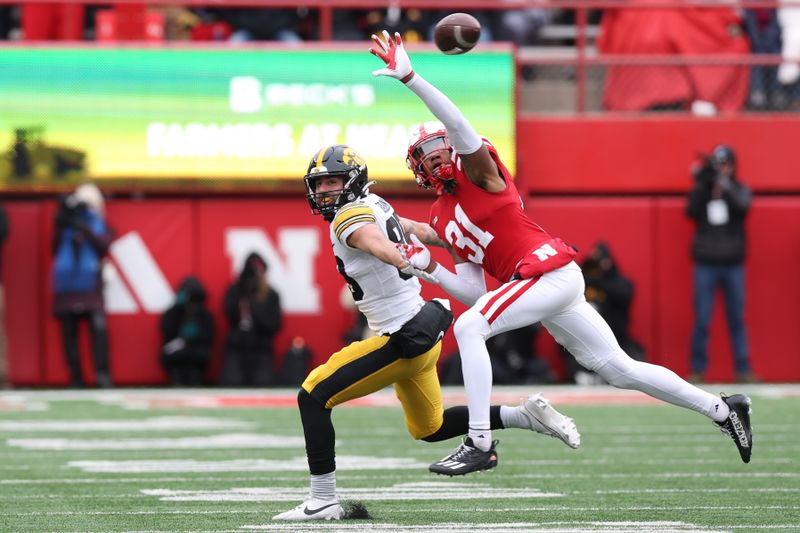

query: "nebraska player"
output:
370 30 753 475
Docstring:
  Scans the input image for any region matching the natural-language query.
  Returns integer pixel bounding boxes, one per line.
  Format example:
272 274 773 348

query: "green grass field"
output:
0 386 797 532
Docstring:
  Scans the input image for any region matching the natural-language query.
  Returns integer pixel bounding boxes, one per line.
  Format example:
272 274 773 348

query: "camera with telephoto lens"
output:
60 193 88 227
692 153 717 184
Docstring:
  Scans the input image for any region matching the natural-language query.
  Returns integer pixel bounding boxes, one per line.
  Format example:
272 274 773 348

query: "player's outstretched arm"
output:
369 30 504 192
347 223 437 283
399 217 448 249
395 234 487 305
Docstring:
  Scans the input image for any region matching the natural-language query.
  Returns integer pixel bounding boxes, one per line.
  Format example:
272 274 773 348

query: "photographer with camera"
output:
219 251 282 387
686 145 757 383
51 183 114 388
160 276 215 387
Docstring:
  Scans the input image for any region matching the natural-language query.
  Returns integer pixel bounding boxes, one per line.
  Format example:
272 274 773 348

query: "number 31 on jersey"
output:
444 204 495 264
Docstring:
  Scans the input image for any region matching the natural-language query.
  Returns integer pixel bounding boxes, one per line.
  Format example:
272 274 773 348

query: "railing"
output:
2 0 800 114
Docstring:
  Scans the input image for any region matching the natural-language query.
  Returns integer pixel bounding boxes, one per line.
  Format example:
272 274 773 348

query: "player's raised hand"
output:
370 30 415 83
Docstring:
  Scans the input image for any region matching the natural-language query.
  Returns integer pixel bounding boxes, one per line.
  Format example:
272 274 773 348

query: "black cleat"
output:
716 393 753 463
429 437 498 476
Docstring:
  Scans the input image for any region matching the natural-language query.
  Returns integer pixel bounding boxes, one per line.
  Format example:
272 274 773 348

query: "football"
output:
433 13 481 55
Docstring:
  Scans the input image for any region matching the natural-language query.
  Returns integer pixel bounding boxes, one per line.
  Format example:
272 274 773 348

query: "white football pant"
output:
454 261 723 432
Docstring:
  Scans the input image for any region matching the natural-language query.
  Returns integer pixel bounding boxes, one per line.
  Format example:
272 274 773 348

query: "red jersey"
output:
429 141 577 282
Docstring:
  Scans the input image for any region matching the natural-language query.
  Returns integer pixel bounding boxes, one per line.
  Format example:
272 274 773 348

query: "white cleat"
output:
272 498 344 521
519 393 581 449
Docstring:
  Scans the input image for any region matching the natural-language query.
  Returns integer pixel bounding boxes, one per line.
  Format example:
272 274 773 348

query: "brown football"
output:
434 13 481 55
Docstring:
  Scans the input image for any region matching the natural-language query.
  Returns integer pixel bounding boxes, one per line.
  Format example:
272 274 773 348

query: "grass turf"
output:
0 386 797 532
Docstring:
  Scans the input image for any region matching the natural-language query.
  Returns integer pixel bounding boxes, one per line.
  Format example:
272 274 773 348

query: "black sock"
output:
422 405 504 442
297 389 335 475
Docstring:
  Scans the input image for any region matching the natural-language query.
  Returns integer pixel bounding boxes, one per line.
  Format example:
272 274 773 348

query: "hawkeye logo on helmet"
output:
343 148 365 168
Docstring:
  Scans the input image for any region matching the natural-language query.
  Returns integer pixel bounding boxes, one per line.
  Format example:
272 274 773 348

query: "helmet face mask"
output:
304 145 369 221
407 122 455 191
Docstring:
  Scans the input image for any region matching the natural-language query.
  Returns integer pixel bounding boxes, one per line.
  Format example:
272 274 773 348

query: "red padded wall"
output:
3 195 799 386
3 203 46 385
519 116 800 193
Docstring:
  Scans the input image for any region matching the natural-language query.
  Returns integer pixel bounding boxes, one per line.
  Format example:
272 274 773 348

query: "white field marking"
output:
8 433 302 450
580 423 798 434
601 434 795 444
0 476 308 485
240 521 765 532
377 506 800 512
593 488 800 495
142 482 562 502
7 510 269 517
0 416 252 432
502 472 800 479
593 445 800 455
0 394 48 412
504 457 793 466
5 469 798 485
70 455 426 473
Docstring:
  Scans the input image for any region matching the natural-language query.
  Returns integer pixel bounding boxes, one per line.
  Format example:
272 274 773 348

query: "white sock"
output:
468 427 492 451
310 471 336 501
499 405 525 428
456 313 494 453
710 398 730 423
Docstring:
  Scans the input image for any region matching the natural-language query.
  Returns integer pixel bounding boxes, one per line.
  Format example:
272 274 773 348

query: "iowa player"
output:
274 145 580 521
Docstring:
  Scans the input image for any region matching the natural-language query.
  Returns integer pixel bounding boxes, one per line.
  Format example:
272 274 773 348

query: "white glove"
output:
400 264 439 284
369 30 415 83
397 235 438 284
396 233 432 271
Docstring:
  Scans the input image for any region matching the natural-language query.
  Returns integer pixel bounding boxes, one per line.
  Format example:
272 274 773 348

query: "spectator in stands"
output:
22 3 83 40
212 8 302 42
220 251 282 387
565 241 646 385
598 6 750 113
0 6 15 39
743 8 782 110
367 8 438 44
496 9 554 47
51 183 114 388
582 241 645 362
686 145 757 384
487 324 555 385
160 276 215 387
440 325 554 386
777 4 800 107
0 204 8 389
278 336 313 387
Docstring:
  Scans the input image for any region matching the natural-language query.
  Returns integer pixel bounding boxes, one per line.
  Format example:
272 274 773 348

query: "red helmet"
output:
406 121 455 192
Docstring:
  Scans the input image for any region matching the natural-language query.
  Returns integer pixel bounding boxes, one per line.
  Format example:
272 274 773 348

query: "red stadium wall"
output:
4 195 799 386
518 116 800 193
3 116 799 386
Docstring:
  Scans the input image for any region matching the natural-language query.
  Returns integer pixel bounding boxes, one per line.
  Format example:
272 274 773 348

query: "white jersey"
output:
330 193 425 335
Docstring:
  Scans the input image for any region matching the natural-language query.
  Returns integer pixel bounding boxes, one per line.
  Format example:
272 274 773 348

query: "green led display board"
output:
0 46 515 189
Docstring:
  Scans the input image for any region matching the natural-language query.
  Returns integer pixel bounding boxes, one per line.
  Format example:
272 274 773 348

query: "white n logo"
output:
104 232 174 314
225 227 321 313
532 243 558 262
102 228 322 315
